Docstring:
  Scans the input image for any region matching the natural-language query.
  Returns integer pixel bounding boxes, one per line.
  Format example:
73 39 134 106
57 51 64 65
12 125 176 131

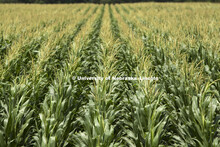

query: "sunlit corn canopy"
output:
0 1 219 147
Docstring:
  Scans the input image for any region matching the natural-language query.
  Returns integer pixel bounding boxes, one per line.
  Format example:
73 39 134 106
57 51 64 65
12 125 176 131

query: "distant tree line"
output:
0 0 219 3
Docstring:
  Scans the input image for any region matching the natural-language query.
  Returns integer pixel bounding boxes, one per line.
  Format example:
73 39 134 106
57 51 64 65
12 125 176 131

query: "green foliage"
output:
0 80 34 146
0 35 12 59
0 3 219 147
116 5 220 146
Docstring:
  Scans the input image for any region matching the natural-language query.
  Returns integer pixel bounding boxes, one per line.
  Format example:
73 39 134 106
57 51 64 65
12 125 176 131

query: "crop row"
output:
0 5 100 146
116 4 220 146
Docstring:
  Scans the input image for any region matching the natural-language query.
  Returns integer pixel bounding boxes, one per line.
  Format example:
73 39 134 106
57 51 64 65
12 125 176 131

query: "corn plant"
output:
0 79 34 146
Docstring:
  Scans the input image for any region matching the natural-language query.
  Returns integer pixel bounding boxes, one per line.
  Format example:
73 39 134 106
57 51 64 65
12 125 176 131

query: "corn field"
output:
0 3 219 147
